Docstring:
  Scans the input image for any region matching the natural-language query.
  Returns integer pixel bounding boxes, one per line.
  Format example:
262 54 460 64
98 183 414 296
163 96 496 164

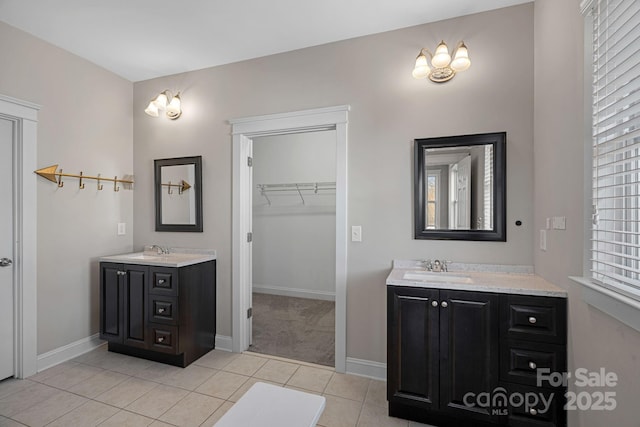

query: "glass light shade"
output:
144 101 159 117
166 94 182 119
431 41 451 68
412 53 430 79
152 91 169 109
450 43 471 72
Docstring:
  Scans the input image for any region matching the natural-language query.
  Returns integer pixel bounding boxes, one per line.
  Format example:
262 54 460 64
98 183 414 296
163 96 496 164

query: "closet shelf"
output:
257 182 336 206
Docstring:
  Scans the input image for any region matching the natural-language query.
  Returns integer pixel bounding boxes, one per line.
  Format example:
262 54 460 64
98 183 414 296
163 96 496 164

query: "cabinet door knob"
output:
158 308 165 314
431 300 439 307
529 361 537 370
158 279 165 284
529 408 538 416
528 316 537 324
157 337 165 343
441 301 448 308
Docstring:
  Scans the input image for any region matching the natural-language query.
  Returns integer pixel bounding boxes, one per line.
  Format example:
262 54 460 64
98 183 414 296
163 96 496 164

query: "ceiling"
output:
0 0 531 82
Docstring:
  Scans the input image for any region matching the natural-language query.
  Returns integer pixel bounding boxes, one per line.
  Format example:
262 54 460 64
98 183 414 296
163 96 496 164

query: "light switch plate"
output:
351 225 362 242
552 216 566 230
117 222 126 235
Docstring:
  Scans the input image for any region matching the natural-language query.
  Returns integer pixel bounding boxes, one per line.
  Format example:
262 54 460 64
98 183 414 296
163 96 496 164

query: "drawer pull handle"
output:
529 408 538 416
158 308 166 314
158 279 166 284
431 300 439 307
441 301 448 308
529 361 537 370
157 337 165 343
528 316 537 324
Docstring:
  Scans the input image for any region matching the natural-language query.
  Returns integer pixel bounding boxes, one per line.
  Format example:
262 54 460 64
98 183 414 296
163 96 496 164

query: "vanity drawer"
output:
148 267 178 296
500 340 566 387
148 324 179 354
148 295 179 325
502 383 566 427
501 295 566 344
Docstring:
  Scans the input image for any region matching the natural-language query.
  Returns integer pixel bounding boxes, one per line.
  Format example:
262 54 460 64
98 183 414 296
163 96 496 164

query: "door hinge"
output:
247 156 253 167
247 232 252 242
247 307 253 318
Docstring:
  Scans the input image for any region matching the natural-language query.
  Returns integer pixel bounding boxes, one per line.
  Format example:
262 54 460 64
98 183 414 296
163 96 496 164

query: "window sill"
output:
569 276 640 333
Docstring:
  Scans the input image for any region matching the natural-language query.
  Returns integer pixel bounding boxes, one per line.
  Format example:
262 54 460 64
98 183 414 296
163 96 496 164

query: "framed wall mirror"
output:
154 156 203 232
414 132 506 241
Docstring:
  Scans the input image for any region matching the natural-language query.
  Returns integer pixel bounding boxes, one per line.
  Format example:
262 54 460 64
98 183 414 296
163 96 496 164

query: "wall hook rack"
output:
162 180 192 195
34 164 134 191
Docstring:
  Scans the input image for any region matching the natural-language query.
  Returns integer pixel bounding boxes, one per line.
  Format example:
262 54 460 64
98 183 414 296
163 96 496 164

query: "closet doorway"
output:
230 105 348 373
250 130 336 366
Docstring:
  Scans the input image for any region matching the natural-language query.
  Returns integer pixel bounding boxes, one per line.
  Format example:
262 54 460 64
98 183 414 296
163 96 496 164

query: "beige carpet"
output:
249 293 335 367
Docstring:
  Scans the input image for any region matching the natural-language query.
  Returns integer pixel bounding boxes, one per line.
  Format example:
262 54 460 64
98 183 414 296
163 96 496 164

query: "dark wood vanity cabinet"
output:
499 294 567 427
387 286 567 427
100 260 216 367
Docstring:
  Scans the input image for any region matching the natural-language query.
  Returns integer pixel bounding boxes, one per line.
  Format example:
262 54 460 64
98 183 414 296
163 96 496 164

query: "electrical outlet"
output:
351 225 362 242
540 229 547 251
117 222 126 236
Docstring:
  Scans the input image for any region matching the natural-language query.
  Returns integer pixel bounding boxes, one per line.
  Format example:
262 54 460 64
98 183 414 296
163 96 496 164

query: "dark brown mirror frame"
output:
414 132 506 241
154 156 203 232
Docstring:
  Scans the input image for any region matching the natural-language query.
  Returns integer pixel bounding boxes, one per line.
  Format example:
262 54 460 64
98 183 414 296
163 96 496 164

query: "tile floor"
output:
0 346 433 427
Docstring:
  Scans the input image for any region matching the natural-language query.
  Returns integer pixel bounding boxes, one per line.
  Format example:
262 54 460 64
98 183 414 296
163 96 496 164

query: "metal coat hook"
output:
114 176 119 192
79 171 85 189
57 169 64 187
161 180 191 195
97 174 103 190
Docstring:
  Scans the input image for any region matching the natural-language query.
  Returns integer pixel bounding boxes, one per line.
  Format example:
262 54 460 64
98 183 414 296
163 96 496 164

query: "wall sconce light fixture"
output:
412 40 471 83
145 90 182 119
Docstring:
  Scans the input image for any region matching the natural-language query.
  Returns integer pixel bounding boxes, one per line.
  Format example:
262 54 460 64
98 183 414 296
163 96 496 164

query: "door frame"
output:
0 94 39 378
230 105 349 372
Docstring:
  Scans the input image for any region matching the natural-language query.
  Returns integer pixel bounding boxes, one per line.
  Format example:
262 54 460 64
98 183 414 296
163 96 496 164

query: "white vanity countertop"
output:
100 248 216 268
387 261 567 298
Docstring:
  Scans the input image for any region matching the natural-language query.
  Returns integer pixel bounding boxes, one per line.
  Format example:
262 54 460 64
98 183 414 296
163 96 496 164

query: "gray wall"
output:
252 131 336 299
133 4 535 363
533 0 640 425
0 22 134 354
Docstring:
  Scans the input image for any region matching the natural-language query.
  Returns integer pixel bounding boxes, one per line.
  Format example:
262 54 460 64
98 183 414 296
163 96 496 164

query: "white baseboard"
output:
37 333 105 372
215 334 233 352
253 284 335 301
345 357 386 381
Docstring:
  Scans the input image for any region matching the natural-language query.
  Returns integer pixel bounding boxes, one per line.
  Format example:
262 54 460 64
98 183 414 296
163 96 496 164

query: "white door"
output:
248 141 253 345
0 117 15 380
449 155 471 230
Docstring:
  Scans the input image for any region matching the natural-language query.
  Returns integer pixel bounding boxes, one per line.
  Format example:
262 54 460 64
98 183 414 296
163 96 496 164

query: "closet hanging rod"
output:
257 182 336 206
256 182 336 192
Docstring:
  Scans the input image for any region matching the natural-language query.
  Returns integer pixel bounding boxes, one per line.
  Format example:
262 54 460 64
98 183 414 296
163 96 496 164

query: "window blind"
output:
483 145 493 230
591 0 640 299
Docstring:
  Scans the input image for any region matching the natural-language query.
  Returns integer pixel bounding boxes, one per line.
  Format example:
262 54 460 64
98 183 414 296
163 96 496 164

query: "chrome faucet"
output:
424 259 449 272
151 245 170 255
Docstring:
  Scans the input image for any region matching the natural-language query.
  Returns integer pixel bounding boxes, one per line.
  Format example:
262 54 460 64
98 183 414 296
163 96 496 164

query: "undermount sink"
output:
121 253 166 260
402 271 473 284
